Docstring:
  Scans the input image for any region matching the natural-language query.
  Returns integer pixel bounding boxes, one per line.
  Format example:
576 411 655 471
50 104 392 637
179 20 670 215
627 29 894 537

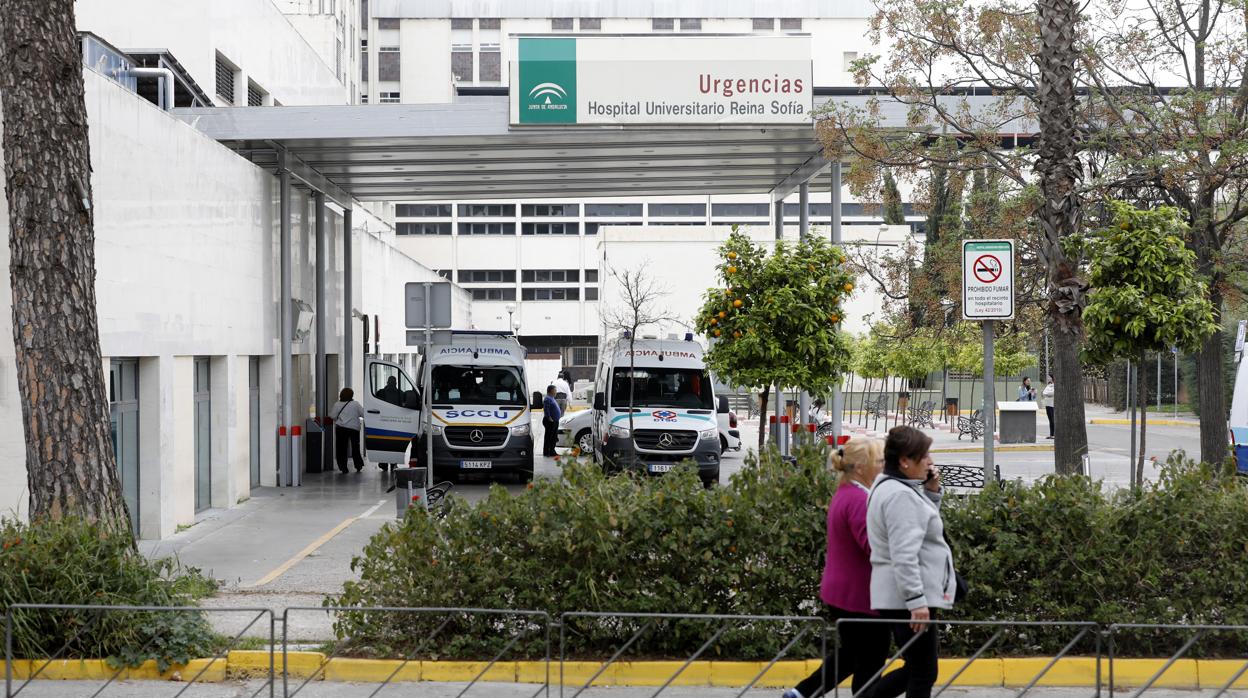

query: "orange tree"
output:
695 230 855 449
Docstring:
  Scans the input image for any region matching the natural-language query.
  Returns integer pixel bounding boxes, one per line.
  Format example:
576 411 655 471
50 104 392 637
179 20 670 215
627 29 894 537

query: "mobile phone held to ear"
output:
924 468 936 483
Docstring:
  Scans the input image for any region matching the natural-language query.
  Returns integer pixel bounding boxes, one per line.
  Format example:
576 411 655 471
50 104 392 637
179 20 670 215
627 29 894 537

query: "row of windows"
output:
395 202 908 224
458 269 599 284
397 221 641 235
552 17 601 30
468 287 600 302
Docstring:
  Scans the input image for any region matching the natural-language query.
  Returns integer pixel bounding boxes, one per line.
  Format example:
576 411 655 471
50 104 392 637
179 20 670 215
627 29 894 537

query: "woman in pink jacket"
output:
785 437 889 698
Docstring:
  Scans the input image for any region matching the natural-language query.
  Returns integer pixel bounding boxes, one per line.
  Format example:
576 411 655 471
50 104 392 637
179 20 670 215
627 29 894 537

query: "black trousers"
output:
335 426 364 472
795 607 890 698
542 417 558 456
873 609 940 698
1045 406 1055 437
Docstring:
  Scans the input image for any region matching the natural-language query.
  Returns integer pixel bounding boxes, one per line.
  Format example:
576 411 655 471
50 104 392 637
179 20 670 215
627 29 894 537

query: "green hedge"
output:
333 451 1248 659
0 517 217 670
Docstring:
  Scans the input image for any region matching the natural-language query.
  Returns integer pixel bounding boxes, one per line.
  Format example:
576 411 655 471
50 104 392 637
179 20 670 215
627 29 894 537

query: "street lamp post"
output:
505 303 516 334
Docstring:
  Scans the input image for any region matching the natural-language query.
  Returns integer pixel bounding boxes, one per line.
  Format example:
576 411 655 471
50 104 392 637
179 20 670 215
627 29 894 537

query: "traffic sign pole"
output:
983 320 995 482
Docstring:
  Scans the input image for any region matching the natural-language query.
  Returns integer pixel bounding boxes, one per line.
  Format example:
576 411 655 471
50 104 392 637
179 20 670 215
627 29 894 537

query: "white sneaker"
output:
783 690 804 698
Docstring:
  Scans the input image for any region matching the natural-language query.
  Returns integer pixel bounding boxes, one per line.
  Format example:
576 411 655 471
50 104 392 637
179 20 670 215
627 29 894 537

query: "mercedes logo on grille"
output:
470 429 485 443
657 433 675 448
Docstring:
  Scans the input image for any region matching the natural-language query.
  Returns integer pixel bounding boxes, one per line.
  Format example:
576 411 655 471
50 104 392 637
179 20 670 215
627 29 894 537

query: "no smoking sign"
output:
962 240 1015 320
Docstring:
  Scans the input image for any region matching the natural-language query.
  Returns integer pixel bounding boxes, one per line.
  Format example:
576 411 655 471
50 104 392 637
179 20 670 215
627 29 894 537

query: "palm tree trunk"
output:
1036 0 1091 475
0 0 130 531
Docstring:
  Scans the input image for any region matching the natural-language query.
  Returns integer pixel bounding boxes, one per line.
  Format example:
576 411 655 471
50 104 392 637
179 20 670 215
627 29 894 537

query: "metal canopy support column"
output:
314 192 327 466
343 206 354 391
772 196 784 449
278 155 293 486
797 182 811 440
829 163 844 443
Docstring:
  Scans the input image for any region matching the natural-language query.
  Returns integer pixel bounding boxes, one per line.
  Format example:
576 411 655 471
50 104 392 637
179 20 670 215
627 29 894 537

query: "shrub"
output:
332 445 836 659
0 516 217 670
333 450 1248 659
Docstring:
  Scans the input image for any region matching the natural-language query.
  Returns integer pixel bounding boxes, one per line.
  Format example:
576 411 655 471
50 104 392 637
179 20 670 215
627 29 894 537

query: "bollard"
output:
779 415 790 456
769 415 778 447
289 425 303 486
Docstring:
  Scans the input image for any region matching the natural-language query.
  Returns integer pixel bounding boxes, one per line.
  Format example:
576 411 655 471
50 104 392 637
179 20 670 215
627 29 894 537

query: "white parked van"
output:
591 334 721 486
364 331 535 483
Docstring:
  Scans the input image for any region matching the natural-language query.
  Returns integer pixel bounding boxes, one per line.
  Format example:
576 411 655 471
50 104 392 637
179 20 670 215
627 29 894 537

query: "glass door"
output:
194 358 212 512
109 360 140 534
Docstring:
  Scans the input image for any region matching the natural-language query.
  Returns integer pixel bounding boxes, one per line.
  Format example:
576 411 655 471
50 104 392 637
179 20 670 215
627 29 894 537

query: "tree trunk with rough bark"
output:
1035 0 1090 475
757 390 768 451
0 0 130 531
1196 267 1228 468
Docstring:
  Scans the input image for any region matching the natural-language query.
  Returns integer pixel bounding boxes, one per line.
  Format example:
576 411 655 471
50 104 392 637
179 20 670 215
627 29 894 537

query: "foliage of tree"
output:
694 231 855 444
1079 0 1248 464
0 0 130 528
882 170 906 225
1078 202 1219 482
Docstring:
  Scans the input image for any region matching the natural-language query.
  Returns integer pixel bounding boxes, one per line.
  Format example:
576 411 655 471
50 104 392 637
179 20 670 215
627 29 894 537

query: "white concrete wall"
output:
0 69 463 535
75 0 349 106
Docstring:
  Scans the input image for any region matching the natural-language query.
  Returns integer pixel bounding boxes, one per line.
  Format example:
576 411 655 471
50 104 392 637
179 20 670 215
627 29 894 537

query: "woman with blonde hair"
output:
785 437 890 698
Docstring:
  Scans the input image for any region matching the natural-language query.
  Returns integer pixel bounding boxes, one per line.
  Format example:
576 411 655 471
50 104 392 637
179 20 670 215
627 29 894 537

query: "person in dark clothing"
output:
376 375 403 406
542 385 562 457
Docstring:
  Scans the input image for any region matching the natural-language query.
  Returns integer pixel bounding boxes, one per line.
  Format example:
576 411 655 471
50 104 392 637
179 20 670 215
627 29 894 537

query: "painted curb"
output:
1089 418 1197 427
4 657 1247 688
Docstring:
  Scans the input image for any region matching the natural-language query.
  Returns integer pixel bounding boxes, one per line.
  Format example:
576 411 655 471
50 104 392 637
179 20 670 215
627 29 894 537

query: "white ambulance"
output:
364 331 535 483
591 333 722 487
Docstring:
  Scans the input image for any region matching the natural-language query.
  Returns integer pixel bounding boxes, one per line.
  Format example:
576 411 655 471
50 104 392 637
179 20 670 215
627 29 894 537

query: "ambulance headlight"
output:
608 425 630 438
699 426 718 441
511 423 531 436
431 424 443 436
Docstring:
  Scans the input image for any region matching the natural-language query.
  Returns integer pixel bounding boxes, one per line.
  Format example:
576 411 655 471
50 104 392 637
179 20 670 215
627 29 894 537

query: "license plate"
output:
648 463 674 473
461 460 492 469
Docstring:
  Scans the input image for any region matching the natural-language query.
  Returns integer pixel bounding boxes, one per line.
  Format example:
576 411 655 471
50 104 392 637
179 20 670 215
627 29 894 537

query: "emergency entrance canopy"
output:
511 35 813 126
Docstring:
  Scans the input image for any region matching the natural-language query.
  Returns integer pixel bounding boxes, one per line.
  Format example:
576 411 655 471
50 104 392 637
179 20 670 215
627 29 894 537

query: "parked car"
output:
717 395 741 453
558 407 595 455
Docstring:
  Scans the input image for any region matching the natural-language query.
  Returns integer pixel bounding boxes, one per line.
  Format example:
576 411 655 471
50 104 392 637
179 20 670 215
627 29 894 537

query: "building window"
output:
521 288 580 301
780 18 803 30
652 18 674 31
843 51 860 71
521 203 579 217
680 18 703 31
458 222 515 235
378 17 399 29
552 17 573 30
479 49 501 81
522 269 579 283
649 202 706 217
247 80 266 106
396 203 452 217
783 203 836 218
193 358 211 512
215 53 236 105
522 222 579 235
478 18 499 29
571 346 598 366
712 203 771 218
585 269 599 283
451 50 473 81
469 288 517 301
396 222 452 235
580 18 602 30
752 18 774 31
459 269 517 283
585 287 599 301
360 94 368 103
379 46 400 81
379 91 400 103
109 359 140 534
451 18 473 29
585 203 643 217
361 48 368 82
459 203 515 217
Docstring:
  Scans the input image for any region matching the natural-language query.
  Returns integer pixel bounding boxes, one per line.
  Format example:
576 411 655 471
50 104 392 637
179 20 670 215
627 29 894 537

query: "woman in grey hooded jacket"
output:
865 425 957 698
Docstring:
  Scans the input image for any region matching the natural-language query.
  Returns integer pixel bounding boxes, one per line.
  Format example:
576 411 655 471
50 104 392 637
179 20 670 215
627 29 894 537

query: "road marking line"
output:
246 499 387 588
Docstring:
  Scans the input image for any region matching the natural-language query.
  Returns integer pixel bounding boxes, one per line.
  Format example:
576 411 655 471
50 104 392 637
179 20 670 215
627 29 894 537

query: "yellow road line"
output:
245 499 385 588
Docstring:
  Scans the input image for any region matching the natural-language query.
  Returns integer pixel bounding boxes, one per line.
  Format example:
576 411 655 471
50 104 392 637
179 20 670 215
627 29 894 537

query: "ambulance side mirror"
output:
593 393 607 411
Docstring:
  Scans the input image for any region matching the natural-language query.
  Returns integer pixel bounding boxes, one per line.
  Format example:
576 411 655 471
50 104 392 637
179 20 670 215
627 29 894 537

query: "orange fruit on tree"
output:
718 311 726 319
734 331 742 338
843 282 854 292
714 329 722 337
733 299 743 308
710 318 718 325
727 266 738 274
727 251 738 260
829 313 841 323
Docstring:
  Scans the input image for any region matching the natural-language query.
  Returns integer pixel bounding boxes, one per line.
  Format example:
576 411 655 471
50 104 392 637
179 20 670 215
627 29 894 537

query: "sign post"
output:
962 240 1015 483
405 281 453 509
